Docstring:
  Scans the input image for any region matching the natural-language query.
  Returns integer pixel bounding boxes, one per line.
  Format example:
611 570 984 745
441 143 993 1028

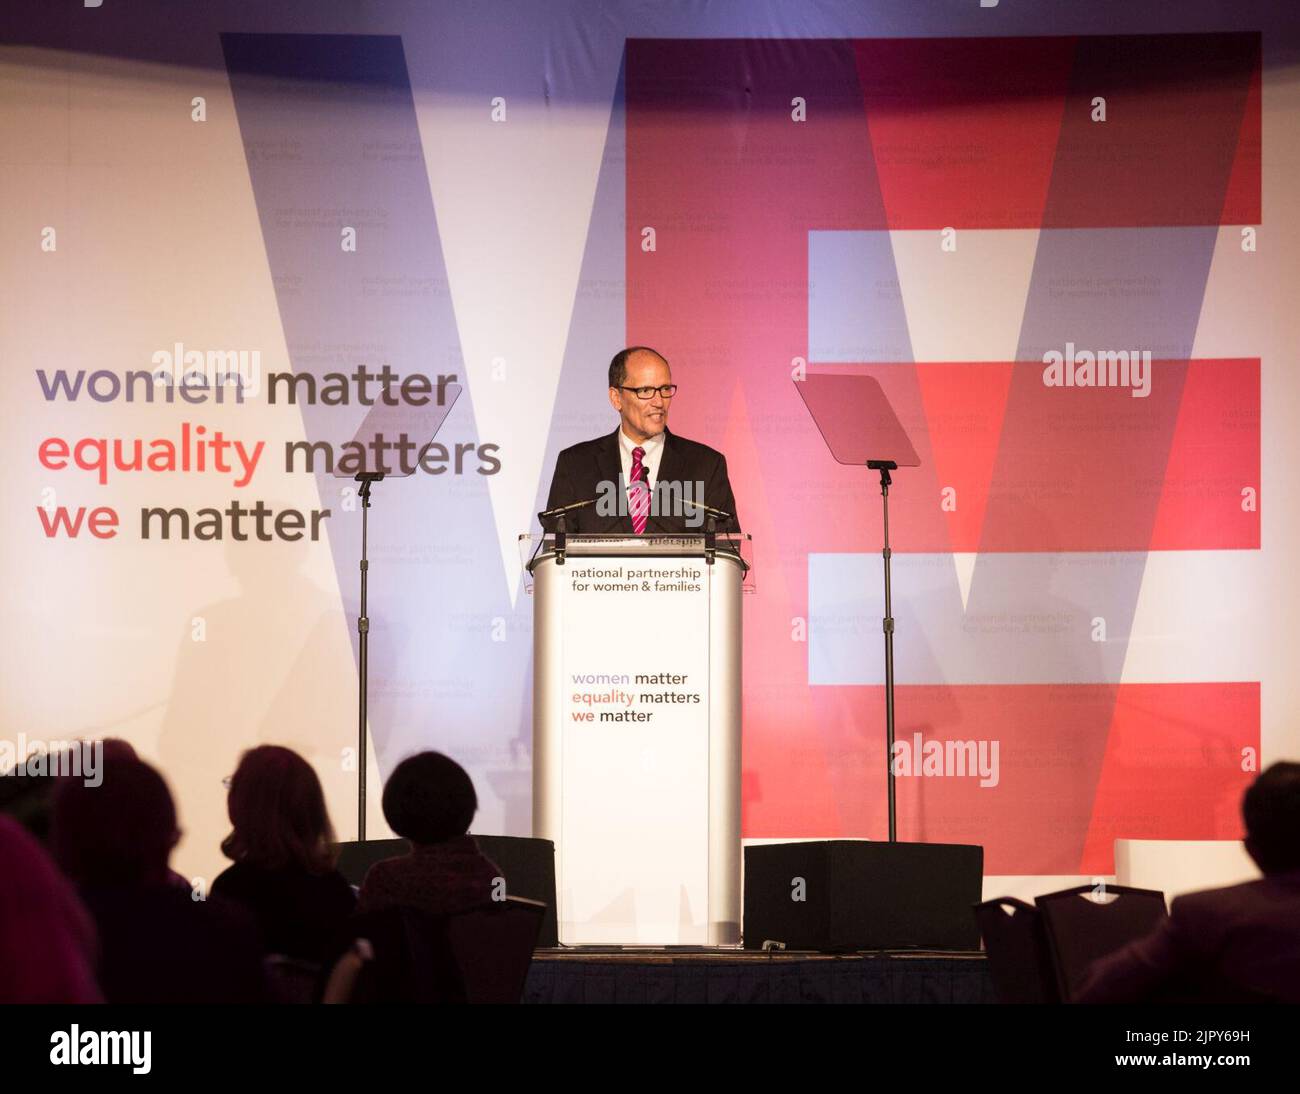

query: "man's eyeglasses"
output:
617 384 678 400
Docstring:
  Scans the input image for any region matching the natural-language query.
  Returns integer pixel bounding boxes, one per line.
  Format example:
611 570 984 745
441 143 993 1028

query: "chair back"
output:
263 954 321 1004
447 896 546 1003
338 896 545 1003
973 897 1060 1003
1036 884 1167 1000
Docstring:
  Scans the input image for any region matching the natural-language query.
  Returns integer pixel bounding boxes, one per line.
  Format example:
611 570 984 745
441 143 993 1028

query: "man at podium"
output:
543 346 740 533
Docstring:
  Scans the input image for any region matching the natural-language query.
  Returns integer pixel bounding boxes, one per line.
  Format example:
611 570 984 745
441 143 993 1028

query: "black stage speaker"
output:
335 835 558 947
743 840 983 951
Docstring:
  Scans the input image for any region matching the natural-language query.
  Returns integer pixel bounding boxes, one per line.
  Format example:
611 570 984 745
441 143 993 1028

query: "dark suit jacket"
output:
543 427 740 534
1076 869 1300 1004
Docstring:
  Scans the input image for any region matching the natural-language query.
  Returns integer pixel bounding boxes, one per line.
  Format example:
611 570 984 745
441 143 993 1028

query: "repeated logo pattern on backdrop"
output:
6 5 1282 886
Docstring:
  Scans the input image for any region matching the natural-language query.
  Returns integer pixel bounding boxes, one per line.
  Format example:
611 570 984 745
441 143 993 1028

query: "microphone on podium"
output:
681 498 732 523
537 497 598 523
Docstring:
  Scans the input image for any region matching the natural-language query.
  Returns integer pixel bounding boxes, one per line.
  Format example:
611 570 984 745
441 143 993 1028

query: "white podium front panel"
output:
561 558 709 943
530 538 743 946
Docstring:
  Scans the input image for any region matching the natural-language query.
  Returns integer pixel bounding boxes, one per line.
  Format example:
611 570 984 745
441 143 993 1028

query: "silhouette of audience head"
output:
1243 761 1300 875
221 745 336 874
100 737 139 762
382 751 477 846
0 816 100 1003
0 766 56 844
52 752 179 887
0 737 133 846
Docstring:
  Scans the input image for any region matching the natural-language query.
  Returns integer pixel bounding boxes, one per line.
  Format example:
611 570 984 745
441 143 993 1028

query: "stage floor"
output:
525 947 993 1004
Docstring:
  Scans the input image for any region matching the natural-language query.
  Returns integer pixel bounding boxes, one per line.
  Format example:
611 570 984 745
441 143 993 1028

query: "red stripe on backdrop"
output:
791 682 1256 875
1149 359 1259 550
1079 682 1258 874
797 359 1260 554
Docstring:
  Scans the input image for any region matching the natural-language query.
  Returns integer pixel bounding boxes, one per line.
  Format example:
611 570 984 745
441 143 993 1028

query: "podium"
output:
523 533 751 945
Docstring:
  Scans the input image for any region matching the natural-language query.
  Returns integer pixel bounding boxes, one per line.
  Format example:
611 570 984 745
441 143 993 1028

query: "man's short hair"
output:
1242 762 1300 874
381 751 477 845
608 346 668 390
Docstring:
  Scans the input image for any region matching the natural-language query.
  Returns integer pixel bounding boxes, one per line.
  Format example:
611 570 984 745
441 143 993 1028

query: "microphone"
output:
534 498 599 568
538 498 597 523
681 498 732 522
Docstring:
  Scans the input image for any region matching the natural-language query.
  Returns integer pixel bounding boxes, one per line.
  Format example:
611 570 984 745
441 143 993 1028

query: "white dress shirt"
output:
619 427 665 489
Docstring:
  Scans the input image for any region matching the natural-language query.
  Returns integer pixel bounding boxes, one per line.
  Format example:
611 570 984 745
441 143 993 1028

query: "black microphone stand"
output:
554 511 567 566
354 470 384 841
868 459 899 842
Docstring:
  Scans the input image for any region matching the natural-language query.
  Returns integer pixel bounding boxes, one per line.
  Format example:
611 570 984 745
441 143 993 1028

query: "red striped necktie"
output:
628 446 650 534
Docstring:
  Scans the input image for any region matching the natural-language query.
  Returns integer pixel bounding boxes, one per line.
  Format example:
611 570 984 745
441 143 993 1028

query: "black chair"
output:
1035 884 1167 1001
334 896 546 1003
263 954 321 1004
447 896 546 1003
973 897 1060 1003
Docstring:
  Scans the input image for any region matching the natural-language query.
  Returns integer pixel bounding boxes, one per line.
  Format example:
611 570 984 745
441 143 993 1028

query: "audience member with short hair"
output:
51 750 267 1003
358 751 501 916
0 738 130 846
0 816 101 1003
211 745 355 962
1078 762 1300 1003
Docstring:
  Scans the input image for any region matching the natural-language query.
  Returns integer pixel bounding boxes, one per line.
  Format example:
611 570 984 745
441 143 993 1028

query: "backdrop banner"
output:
1 2 1292 896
